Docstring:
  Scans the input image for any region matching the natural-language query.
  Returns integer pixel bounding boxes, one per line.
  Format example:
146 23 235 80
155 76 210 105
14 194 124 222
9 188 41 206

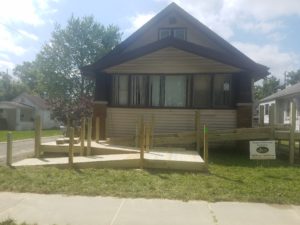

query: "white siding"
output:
107 107 237 137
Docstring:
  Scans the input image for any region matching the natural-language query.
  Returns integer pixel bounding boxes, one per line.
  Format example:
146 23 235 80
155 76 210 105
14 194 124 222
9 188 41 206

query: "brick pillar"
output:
92 101 107 140
236 103 253 128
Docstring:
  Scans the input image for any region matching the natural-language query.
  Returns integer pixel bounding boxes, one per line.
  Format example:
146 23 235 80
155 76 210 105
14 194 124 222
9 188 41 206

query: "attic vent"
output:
169 17 177 24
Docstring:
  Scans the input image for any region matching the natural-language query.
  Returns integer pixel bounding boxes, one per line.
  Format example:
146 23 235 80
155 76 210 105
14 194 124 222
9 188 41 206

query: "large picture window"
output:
111 74 233 108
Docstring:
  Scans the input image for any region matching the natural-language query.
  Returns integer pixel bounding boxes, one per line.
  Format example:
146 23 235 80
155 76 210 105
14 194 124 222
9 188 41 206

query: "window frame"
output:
110 73 235 109
158 27 187 41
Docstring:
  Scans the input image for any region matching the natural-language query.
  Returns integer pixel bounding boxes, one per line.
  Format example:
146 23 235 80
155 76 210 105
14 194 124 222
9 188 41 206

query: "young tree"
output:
14 15 121 123
286 70 300 85
0 72 28 101
254 76 282 100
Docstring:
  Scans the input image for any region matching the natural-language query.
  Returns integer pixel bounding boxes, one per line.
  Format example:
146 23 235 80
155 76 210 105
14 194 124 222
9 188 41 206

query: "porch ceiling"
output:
104 47 242 74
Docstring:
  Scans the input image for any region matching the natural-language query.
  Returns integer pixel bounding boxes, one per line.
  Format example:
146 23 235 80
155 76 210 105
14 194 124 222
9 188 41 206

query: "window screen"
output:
149 76 161 106
112 75 128 105
173 28 186 40
130 76 147 106
213 74 232 107
164 76 186 107
159 29 171 39
193 75 211 108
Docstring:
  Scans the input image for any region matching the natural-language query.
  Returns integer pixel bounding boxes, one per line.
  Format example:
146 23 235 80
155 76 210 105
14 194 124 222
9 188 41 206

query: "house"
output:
259 82 300 131
0 93 57 130
81 3 269 138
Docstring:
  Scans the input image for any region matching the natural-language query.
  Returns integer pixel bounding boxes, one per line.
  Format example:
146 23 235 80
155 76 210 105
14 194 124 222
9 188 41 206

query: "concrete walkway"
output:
0 192 299 225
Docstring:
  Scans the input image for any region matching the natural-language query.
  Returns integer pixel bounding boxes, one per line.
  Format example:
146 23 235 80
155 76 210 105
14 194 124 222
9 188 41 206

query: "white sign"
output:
250 141 276 160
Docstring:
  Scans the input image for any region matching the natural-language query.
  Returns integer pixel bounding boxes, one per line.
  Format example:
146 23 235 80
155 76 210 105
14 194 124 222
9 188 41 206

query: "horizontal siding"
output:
105 47 241 74
107 108 237 137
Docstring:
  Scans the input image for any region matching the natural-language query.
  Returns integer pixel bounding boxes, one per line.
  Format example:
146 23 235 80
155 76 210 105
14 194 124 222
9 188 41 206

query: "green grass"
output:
0 150 299 204
0 219 33 225
0 130 61 142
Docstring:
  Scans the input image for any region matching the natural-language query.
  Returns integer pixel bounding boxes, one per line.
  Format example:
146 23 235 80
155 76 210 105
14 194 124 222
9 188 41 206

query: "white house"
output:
259 82 300 131
0 93 58 130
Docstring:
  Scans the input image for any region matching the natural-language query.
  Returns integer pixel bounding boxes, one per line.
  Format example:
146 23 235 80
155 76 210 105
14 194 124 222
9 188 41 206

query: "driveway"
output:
0 136 62 164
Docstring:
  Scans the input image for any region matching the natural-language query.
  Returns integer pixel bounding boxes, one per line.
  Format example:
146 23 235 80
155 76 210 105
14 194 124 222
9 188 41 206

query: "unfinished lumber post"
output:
6 132 12 166
68 127 74 167
269 103 275 138
145 125 150 152
87 117 92 156
140 123 145 169
34 114 42 158
135 116 142 148
66 116 70 137
259 105 265 127
80 117 85 156
289 100 296 164
150 115 155 149
95 117 100 143
195 111 201 154
203 125 208 165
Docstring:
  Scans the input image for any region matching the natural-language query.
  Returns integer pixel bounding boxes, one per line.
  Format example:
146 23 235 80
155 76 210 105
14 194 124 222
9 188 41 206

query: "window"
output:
130 76 147 106
193 75 211 108
213 74 232 107
112 75 128 105
173 28 186 40
159 28 186 40
265 104 269 115
164 76 187 107
159 29 172 39
149 76 161 107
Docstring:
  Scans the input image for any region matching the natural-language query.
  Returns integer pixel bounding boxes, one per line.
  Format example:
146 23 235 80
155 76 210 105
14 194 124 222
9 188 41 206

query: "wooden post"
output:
140 123 145 168
68 127 74 167
269 103 275 138
195 111 201 154
34 114 41 158
289 100 296 164
259 105 265 127
150 115 155 149
203 125 208 165
66 116 70 137
95 117 100 143
135 116 142 148
6 132 12 166
87 117 92 156
145 125 150 152
80 117 85 156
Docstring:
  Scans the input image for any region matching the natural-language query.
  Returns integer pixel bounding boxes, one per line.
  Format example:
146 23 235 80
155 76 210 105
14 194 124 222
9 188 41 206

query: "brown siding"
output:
105 47 241 74
107 107 237 137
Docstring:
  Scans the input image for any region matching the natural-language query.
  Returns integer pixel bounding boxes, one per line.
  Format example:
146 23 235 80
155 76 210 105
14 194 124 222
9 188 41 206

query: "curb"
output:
0 135 62 144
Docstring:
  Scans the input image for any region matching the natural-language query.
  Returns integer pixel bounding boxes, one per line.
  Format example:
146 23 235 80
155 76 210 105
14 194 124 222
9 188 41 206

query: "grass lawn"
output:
0 150 299 204
0 219 31 225
0 130 61 142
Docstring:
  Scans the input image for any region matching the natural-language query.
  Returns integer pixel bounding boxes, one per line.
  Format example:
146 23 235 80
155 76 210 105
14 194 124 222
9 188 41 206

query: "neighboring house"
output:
259 82 300 131
81 3 269 138
0 93 57 130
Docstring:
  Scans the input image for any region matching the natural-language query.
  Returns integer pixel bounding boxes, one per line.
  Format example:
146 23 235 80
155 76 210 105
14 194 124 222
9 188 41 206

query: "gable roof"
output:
260 82 300 102
0 101 34 109
81 3 269 79
13 93 49 110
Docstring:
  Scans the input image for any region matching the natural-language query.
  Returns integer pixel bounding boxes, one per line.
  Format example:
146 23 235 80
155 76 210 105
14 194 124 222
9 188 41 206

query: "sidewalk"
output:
0 192 299 225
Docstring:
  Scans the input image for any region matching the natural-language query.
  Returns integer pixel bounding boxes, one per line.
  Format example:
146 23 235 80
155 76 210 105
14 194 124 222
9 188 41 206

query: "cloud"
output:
0 0 59 72
124 13 155 37
17 30 39 41
233 42 300 79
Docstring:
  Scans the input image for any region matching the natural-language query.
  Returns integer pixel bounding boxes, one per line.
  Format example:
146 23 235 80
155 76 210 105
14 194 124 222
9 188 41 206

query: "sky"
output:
0 0 300 81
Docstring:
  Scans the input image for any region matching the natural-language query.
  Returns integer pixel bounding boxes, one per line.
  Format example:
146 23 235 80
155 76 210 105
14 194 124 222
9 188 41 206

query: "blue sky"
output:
1 0 300 81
